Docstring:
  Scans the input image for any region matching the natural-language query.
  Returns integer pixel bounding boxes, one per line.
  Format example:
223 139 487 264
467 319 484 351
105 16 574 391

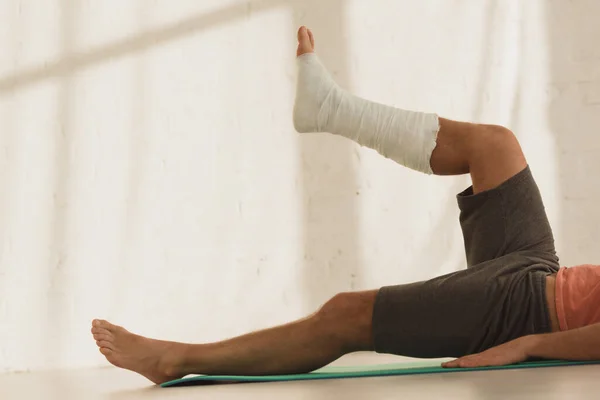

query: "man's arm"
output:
442 323 600 368
529 322 600 360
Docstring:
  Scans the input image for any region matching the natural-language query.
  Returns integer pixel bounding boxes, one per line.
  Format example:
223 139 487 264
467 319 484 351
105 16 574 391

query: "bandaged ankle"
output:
293 53 439 174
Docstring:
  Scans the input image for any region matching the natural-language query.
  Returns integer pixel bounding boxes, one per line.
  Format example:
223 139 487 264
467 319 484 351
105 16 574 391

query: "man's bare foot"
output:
91 319 187 385
296 26 315 56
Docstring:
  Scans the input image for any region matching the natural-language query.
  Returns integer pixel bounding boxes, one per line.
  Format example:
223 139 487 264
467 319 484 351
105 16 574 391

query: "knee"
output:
314 291 377 350
468 124 524 163
480 124 520 149
317 292 365 320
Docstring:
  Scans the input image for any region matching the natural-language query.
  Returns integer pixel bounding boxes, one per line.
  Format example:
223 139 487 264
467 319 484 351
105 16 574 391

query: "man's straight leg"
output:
92 291 378 384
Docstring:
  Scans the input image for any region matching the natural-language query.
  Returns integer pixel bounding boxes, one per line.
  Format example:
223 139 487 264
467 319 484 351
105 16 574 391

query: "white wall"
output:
1 0 599 373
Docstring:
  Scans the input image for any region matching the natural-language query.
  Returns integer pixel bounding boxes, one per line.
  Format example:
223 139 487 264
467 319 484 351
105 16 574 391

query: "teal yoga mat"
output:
160 359 600 387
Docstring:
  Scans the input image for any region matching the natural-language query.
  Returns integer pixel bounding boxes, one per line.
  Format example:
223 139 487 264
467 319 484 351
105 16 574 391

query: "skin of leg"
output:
180 290 378 376
93 290 378 383
431 118 528 194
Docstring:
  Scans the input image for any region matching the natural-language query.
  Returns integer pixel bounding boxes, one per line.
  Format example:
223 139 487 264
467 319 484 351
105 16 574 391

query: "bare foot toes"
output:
91 319 186 385
297 26 315 57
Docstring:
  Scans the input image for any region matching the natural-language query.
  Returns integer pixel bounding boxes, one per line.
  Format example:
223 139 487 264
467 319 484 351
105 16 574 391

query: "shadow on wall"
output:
0 0 291 92
108 0 152 336
44 0 77 369
545 0 600 265
0 0 362 340
290 0 364 311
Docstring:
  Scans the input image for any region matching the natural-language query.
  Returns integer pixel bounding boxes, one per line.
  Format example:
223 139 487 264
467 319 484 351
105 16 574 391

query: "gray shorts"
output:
372 166 560 358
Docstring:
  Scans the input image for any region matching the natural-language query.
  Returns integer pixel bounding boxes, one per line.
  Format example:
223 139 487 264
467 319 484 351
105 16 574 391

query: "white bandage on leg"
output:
293 53 440 174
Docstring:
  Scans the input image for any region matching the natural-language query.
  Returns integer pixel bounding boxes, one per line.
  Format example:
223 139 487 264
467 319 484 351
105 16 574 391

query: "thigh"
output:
372 267 494 358
371 256 558 359
457 165 557 267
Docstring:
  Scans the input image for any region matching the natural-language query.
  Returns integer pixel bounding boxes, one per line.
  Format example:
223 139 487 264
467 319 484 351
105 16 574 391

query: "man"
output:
91 26 600 385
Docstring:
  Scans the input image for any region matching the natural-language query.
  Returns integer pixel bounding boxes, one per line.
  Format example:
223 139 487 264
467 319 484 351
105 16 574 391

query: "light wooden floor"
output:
2 354 600 400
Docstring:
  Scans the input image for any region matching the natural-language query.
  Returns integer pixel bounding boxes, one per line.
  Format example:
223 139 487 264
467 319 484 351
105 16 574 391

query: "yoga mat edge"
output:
160 359 600 387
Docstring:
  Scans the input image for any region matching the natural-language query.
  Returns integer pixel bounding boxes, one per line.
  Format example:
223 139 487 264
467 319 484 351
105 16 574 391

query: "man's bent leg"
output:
92 290 377 384
432 119 527 193
294 26 527 194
